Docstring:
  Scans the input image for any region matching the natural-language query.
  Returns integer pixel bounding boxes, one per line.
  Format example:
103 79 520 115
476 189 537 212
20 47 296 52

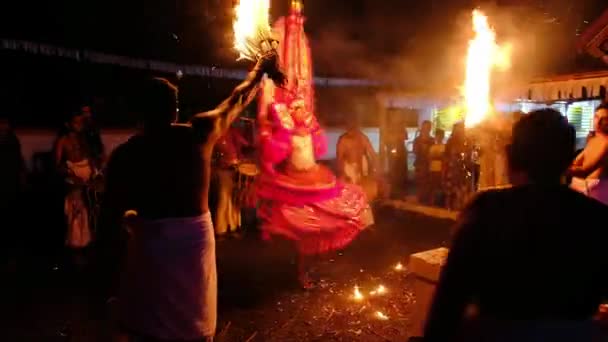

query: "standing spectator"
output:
413 120 434 203
569 103 608 205
213 123 249 238
443 122 471 211
337 117 378 202
424 109 608 342
428 129 446 206
384 126 409 199
103 53 281 342
55 112 95 254
81 105 106 169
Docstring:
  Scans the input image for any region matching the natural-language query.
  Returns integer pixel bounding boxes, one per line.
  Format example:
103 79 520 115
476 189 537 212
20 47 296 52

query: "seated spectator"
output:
423 109 608 342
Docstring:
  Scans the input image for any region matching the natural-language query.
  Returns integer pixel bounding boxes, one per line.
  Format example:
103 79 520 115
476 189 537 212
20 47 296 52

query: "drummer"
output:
213 123 248 238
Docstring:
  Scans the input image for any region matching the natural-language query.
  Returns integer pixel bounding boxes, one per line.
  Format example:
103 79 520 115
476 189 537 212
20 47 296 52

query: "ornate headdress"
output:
258 0 315 120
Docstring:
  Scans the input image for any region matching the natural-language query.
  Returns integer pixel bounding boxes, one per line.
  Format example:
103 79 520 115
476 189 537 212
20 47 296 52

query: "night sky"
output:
0 0 607 126
1 0 606 79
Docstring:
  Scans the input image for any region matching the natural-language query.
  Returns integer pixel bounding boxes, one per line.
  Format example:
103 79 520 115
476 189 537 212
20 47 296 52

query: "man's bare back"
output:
103 52 283 221
105 125 206 219
337 130 376 181
338 131 367 162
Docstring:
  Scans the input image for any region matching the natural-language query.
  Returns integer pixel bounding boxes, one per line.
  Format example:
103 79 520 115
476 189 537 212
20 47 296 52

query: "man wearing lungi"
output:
55 112 94 251
103 53 283 342
336 117 379 202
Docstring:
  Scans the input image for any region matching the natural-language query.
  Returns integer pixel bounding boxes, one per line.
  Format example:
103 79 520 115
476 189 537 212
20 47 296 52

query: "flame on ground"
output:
375 311 389 320
233 0 273 61
353 285 364 301
370 285 387 296
463 10 511 128
394 262 404 271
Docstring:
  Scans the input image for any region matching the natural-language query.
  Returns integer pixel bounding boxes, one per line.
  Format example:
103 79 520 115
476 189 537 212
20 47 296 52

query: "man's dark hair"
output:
595 103 608 135
508 108 575 182
596 102 608 113
138 78 178 126
65 109 84 123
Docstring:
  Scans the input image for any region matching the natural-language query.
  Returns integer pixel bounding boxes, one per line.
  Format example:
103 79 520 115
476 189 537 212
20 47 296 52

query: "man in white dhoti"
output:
103 53 283 341
337 118 378 202
569 103 608 205
55 112 94 250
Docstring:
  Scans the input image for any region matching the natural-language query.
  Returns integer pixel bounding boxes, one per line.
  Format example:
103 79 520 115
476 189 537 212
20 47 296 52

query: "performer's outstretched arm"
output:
191 52 285 143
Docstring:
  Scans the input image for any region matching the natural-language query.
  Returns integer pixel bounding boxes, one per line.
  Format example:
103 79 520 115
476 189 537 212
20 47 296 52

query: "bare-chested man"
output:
103 52 283 342
337 118 378 201
55 112 94 250
569 103 608 205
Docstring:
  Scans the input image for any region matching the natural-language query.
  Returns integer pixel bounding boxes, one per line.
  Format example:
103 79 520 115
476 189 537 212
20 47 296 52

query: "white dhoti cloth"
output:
344 159 376 222
344 161 362 185
119 212 217 340
65 159 92 248
571 177 608 206
344 159 378 203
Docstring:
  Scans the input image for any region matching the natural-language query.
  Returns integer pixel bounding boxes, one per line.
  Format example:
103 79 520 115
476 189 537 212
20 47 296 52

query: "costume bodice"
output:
290 134 316 171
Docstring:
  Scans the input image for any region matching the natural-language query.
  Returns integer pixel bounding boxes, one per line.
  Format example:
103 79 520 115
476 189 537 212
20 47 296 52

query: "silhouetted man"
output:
424 109 608 342
102 53 283 342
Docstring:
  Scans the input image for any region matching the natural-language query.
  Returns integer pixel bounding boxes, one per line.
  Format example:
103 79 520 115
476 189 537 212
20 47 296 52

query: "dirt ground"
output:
1 205 452 341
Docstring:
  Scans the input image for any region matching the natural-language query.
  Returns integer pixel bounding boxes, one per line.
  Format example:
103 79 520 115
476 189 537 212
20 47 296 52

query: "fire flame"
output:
394 262 404 271
353 285 364 301
375 311 389 320
233 0 273 61
370 285 387 296
463 10 510 128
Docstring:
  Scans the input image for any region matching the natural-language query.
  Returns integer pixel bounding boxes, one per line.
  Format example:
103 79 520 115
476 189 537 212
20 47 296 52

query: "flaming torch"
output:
463 10 510 128
233 0 277 61
462 10 511 191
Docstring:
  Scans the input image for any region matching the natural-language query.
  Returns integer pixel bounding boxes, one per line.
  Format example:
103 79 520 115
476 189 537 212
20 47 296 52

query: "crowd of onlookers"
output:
5 95 608 341
411 119 478 210
419 106 608 342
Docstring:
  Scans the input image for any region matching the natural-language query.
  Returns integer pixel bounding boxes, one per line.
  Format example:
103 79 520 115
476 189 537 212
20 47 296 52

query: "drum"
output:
234 162 259 208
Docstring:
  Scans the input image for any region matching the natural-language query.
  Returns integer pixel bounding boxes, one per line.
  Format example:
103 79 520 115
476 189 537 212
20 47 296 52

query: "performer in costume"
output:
256 0 372 289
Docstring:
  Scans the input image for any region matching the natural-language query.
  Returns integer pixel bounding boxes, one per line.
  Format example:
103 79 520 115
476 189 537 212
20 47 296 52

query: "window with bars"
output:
432 106 464 133
567 100 600 138
520 102 547 113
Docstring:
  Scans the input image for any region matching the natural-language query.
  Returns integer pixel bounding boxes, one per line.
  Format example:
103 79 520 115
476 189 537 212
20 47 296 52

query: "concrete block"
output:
409 247 448 282
409 247 449 337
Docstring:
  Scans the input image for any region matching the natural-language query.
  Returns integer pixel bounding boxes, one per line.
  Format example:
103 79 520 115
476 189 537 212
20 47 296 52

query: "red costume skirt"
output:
257 164 373 255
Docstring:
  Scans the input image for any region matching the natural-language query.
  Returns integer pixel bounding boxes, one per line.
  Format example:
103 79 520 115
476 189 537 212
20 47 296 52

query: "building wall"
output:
16 127 382 171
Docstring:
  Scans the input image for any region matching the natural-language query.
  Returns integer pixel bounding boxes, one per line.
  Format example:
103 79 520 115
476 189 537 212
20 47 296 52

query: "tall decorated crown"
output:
259 0 315 117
